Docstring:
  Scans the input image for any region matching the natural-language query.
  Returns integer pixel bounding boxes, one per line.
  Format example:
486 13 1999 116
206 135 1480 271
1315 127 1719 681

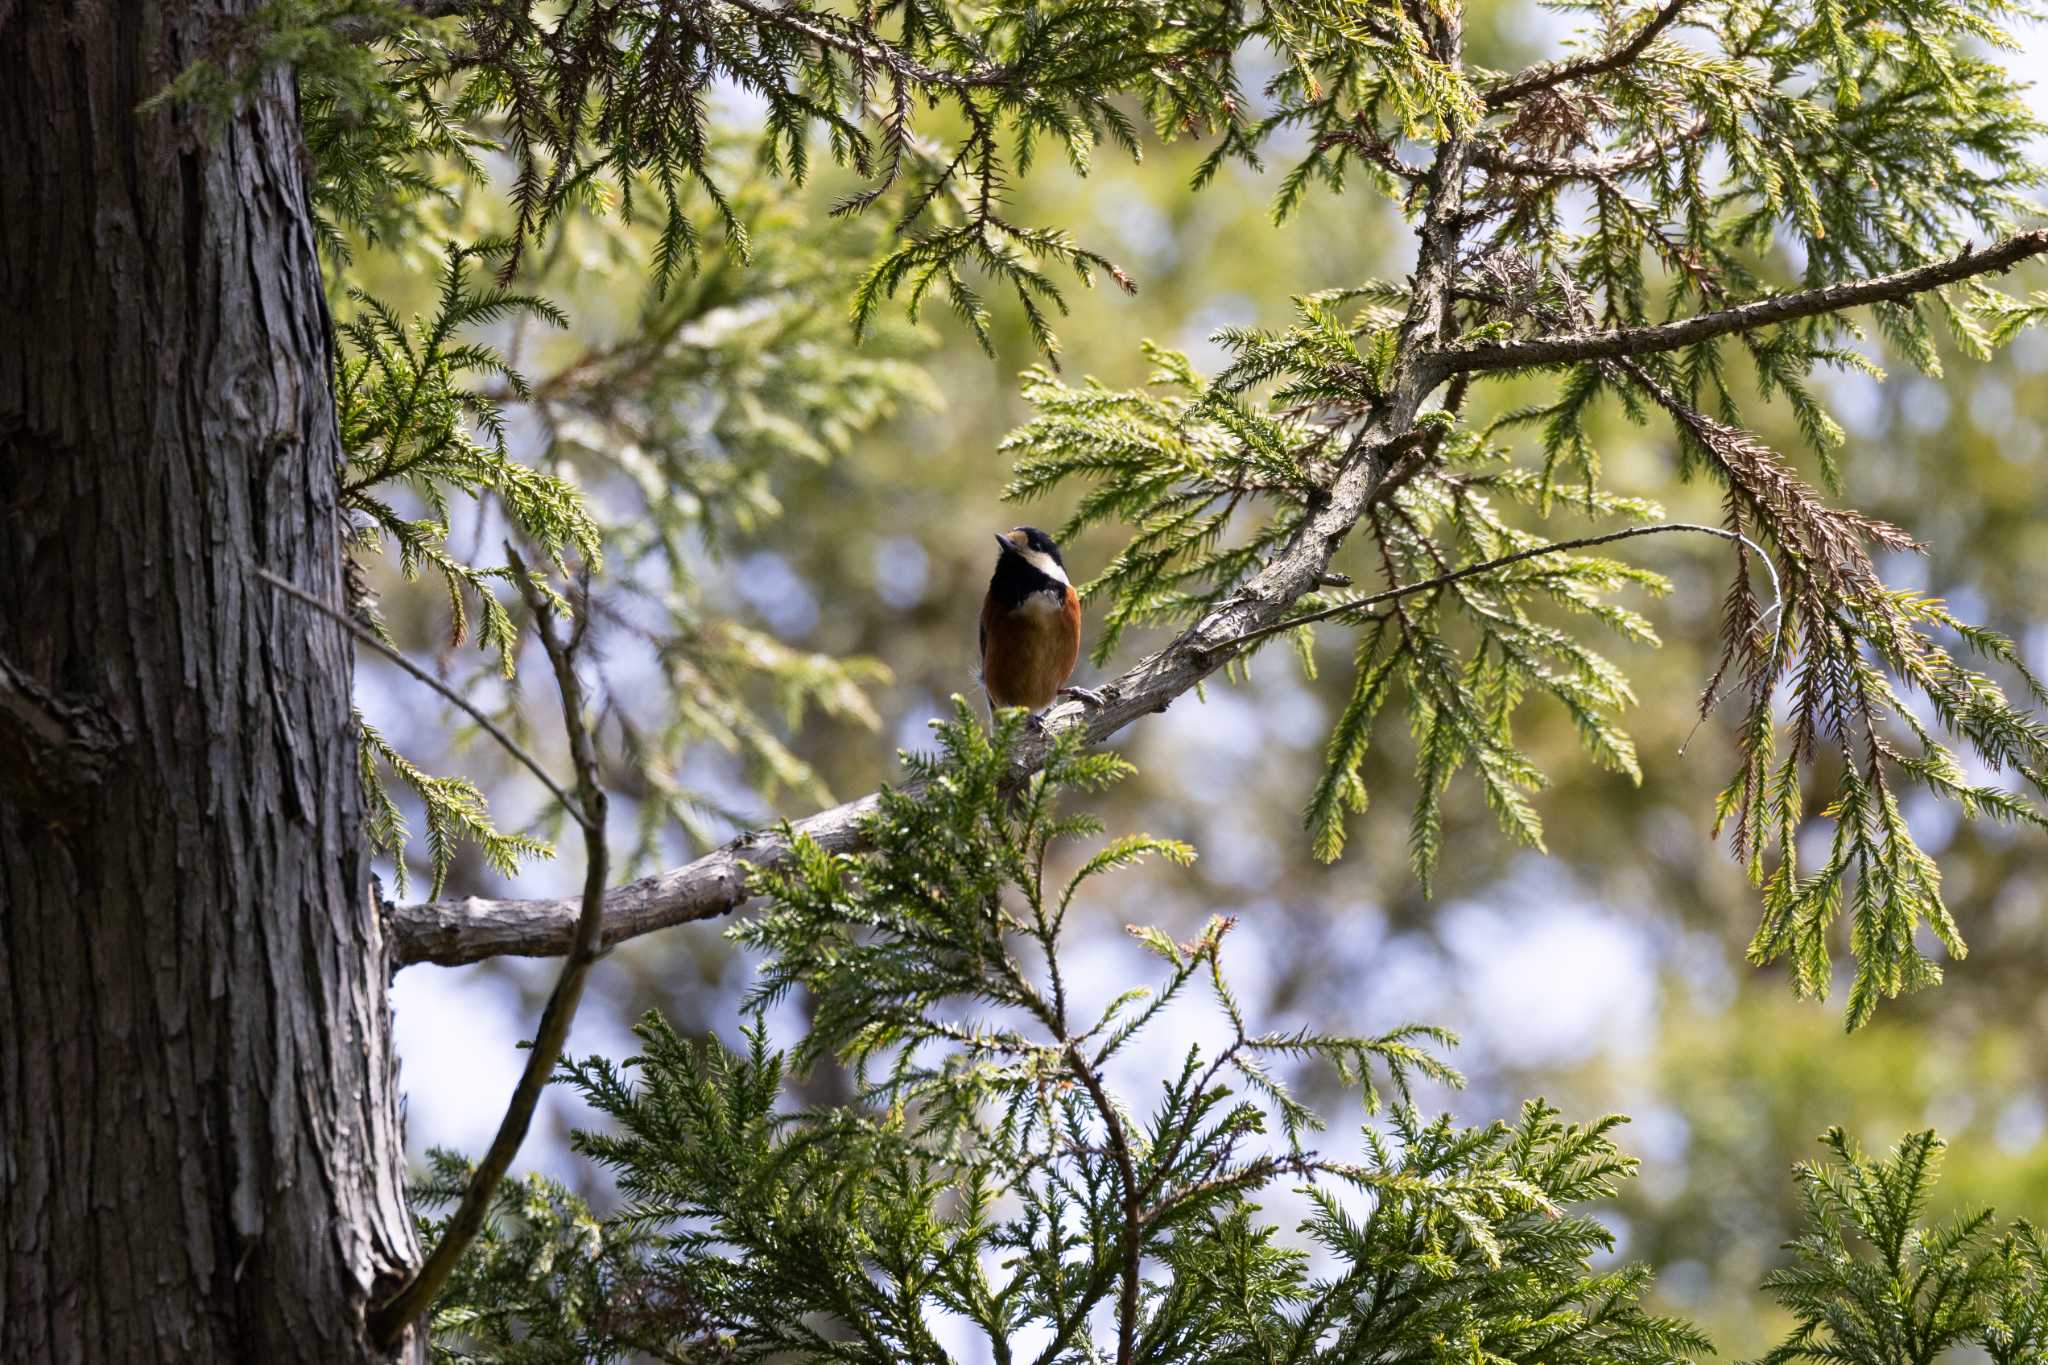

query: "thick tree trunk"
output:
0 3 420 1361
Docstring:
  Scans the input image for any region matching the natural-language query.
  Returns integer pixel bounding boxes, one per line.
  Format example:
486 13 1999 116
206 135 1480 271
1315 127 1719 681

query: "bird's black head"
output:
997 525 1065 569
989 525 1070 603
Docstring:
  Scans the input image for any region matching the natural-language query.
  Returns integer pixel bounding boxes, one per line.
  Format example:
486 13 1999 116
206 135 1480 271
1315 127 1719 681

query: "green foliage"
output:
300 25 489 265
399 0 1262 353
1005 339 1324 666
1436 0 2048 1025
994 0 2048 1021
358 715 549 900
167 0 2048 1025
222 0 1241 355
422 706 1708 1363
1544 341 2048 1025
1756 1128 2048 1365
197 0 2048 366
337 239 600 894
339 239 598 662
1714 563 2048 1029
501 191 941 869
1008 313 1673 888
411 1150 727 1364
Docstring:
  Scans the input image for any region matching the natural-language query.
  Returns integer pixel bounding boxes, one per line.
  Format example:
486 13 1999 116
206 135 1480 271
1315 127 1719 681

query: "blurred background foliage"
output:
345 0 2048 1353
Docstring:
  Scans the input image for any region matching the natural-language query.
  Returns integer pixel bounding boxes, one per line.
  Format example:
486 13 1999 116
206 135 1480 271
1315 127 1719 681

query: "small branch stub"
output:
0 652 126 813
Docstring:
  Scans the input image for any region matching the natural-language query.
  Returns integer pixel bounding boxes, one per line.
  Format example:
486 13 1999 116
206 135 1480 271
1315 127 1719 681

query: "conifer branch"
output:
1430 231 2048 378
710 0 1024 92
387 420 1424 967
1482 0 1698 107
370 549 611 1346
1212 521 1778 654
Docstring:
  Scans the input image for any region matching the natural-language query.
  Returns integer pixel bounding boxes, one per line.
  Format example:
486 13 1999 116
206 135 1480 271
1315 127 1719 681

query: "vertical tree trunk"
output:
0 2 420 1360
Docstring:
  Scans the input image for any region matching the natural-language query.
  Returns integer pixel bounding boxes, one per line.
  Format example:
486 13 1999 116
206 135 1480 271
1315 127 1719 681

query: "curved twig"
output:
368 549 611 1346
1483 0 1697 108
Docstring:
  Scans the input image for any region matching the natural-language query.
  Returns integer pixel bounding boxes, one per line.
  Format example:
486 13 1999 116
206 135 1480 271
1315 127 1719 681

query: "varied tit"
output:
980 526 1105 721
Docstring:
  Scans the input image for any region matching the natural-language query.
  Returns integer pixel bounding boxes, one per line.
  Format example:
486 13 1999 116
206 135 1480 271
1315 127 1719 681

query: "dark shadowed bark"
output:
0 2 420 1360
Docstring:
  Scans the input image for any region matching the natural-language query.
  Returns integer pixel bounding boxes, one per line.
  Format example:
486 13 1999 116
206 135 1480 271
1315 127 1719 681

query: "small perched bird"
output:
980 526 1103 721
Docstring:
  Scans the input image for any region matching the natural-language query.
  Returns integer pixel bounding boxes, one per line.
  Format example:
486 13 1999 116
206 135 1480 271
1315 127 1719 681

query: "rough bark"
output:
0 3 420 1361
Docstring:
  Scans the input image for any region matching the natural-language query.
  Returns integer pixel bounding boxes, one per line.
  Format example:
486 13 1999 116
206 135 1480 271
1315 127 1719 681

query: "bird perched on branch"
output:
980 526 1103 724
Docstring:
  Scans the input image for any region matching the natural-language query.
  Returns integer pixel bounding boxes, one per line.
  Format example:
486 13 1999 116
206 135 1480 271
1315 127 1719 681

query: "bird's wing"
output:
1059 585 1082 682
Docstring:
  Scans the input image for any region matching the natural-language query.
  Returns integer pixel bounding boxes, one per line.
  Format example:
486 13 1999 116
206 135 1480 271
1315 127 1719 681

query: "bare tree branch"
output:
370 551 612 1346
390 786 881 966
1428 230 2048 379
1483 0 1698 108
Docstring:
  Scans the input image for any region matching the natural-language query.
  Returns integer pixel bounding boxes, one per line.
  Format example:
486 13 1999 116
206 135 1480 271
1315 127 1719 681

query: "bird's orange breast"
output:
981 586 1081 710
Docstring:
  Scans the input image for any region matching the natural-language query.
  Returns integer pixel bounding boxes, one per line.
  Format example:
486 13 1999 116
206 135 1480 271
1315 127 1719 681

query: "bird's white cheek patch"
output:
1017 548 1069 585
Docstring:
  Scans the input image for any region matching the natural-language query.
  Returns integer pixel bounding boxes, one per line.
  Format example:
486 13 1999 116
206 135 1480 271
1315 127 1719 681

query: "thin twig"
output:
369 549 612 1346
1059 1037 1143 1365
253 564 592 833
1483 0 1697 107
1211 521 1780 654
1428 230 2048 378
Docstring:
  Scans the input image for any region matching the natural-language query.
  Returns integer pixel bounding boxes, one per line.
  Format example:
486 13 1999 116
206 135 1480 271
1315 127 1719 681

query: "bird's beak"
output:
993 531 1015 554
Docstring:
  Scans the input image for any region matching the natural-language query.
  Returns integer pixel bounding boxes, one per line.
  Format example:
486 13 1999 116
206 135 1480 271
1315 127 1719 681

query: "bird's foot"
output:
1060 684 1108 707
